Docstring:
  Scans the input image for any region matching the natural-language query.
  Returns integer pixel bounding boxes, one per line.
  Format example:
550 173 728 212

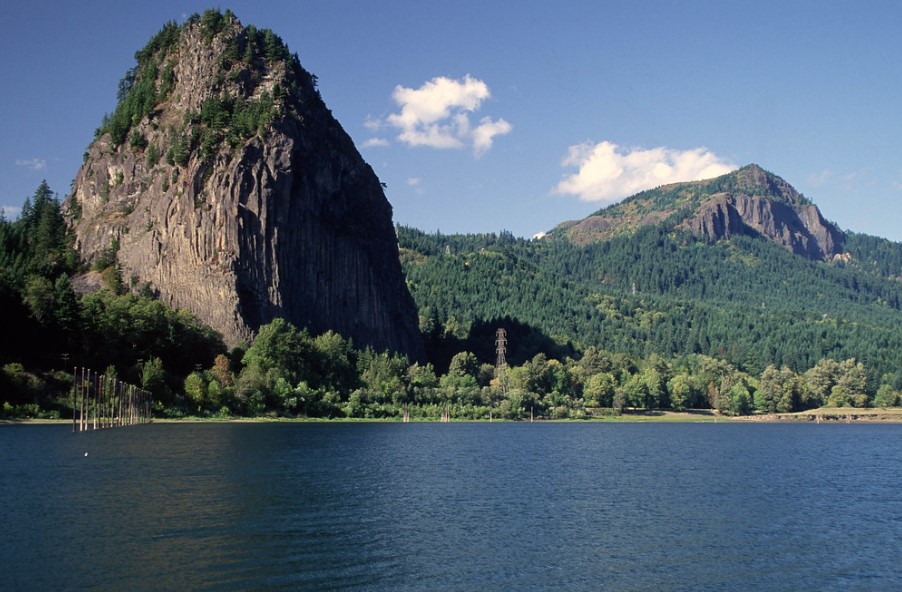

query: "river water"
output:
2 422 901 591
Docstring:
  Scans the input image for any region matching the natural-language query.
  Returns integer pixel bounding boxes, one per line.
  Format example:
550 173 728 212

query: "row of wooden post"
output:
72 367 152 432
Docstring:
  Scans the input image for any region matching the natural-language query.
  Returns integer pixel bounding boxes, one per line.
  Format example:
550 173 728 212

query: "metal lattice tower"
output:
495 328 508 394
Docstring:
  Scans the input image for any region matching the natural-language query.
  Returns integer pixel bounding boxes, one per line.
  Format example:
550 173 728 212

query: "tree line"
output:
4 312 898 420
2 182 902 419
398 225 902 391
98 316 902 421
0 182 223 418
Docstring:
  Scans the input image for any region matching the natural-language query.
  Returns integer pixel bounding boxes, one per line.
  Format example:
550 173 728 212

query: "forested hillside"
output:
0 182 225 417
841 232 902 280
398 224 902 390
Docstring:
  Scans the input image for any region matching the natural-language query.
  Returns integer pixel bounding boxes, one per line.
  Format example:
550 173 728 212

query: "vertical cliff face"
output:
64 11 424 359
683 166 844 260
685 192 844 260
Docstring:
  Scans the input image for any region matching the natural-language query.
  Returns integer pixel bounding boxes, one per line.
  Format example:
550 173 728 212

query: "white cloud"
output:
406 177 425 195
472 117 513 157
1 205 21 220
553 141 736 202
809 168 834 187
809 167 867 189
16 158 46 171
363 137 390 148
364 116 383 132
380 75 511 156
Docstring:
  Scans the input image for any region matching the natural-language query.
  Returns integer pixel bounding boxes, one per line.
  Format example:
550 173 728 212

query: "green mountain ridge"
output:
551 165 842 260
398 166 902 387
554 164 807 232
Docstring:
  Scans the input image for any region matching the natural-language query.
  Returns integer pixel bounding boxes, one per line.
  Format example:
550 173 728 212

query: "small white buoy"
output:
84 452 88 457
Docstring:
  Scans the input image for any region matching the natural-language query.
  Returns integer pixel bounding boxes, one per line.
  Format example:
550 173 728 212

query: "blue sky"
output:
3 1 902 240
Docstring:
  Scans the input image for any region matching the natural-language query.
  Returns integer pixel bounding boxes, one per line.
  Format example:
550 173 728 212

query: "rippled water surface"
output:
3 422 902 591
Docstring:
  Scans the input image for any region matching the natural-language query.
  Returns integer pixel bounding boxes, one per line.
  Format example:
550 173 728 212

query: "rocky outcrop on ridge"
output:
685 191 843 260
554 164 845 260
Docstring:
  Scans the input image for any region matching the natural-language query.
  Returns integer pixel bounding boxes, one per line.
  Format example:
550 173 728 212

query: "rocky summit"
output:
553 164 845 260
64 10 424 358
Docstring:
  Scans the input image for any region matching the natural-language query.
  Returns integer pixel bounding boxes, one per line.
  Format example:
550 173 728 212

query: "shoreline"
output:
5 407 902 425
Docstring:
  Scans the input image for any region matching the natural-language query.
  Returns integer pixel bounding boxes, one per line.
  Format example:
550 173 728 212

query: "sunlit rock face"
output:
65 12 424 359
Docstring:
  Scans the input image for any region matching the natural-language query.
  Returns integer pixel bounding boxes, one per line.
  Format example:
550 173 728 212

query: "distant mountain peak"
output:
552 164 843 260
722 164 809 206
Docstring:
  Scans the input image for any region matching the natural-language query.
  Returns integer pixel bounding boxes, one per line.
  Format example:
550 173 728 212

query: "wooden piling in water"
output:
71 367 152 432
109 376 115 428
101 373 105 428
72 370 77 432
104 375 110 428
86 369 91 431
72 367 78 432
78 368 87 432
82 367 87 432
81 368 87 432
